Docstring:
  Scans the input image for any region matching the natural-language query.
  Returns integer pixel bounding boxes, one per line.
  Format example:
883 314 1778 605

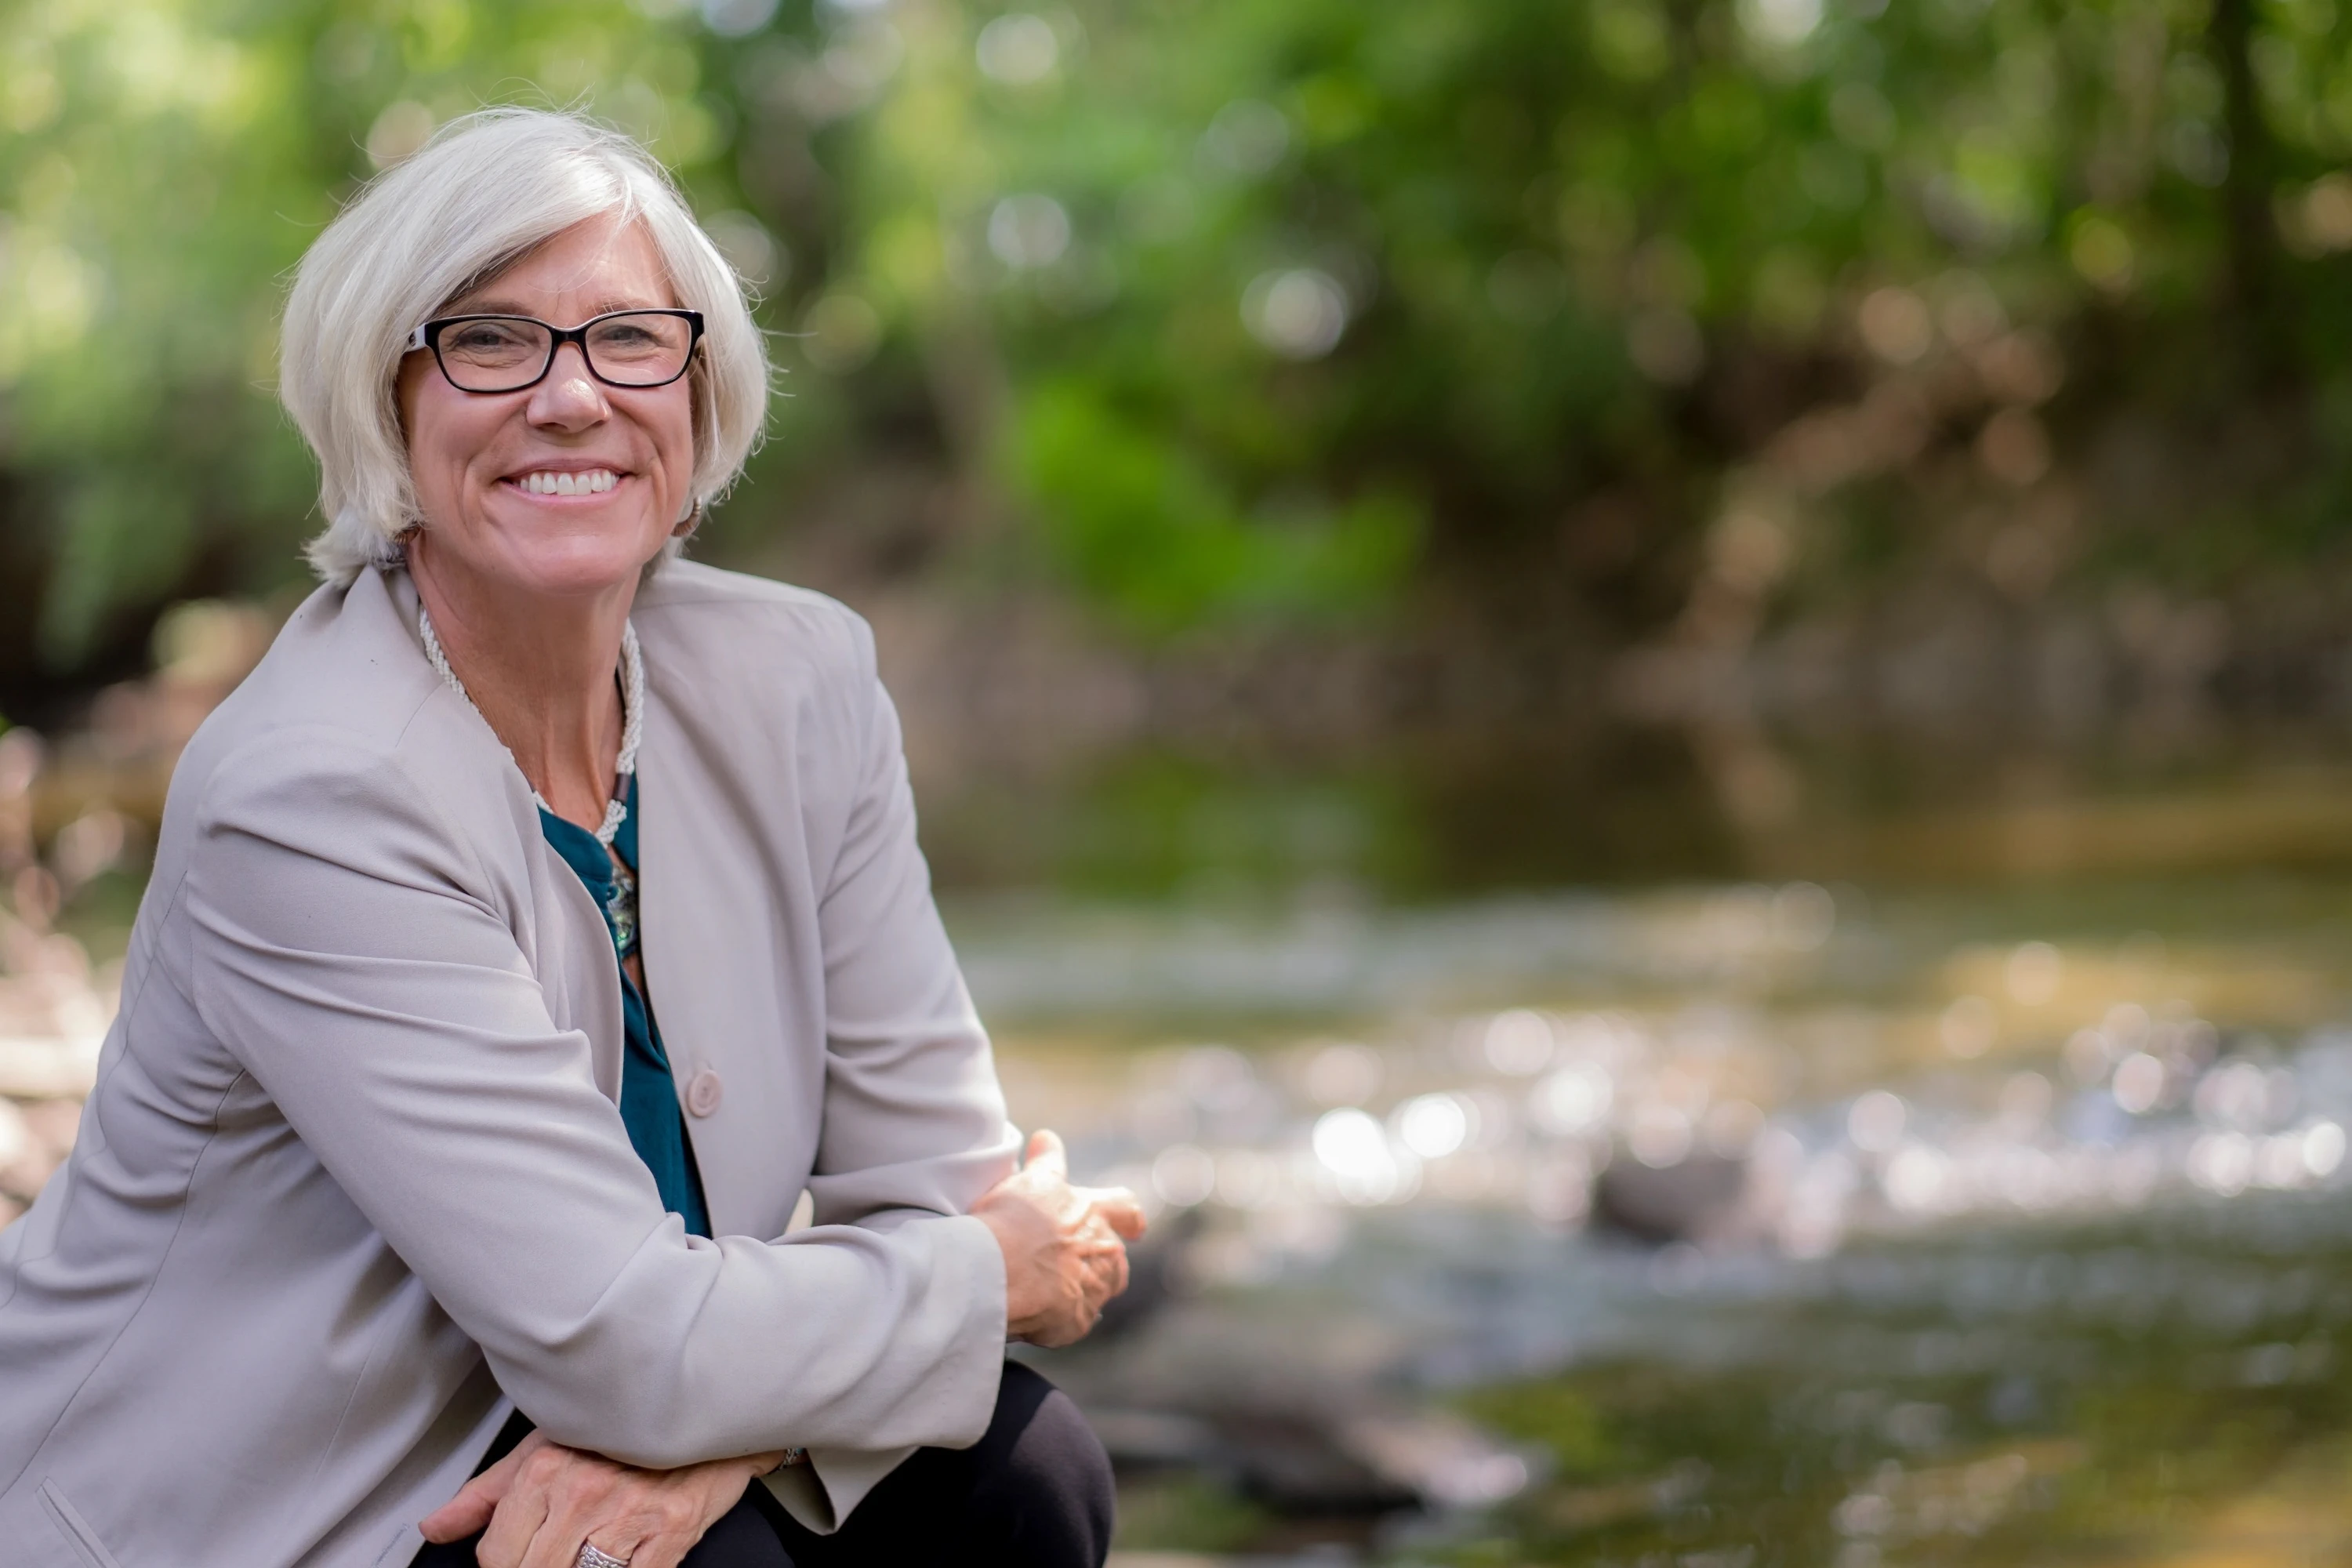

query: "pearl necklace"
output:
418 605 644 848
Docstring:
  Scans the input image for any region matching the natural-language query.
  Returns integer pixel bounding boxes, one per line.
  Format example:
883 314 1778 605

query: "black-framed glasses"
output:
405 309 706 394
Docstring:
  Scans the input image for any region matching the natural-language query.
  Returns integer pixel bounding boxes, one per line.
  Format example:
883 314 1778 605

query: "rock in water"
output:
1592 1152 1749 1244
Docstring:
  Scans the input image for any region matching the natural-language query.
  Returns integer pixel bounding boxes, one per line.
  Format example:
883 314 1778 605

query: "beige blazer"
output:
0 561 1022 1568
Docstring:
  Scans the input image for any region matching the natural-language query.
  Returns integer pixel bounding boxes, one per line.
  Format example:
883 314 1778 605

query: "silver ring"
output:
575 1545 630 1568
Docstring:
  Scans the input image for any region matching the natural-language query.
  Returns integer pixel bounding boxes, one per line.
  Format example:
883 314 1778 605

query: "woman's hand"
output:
419 1430 785 1568
973 1128 1149 1347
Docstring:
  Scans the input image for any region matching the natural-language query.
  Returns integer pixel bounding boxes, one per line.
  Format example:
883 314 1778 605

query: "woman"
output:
0 108 1142 1568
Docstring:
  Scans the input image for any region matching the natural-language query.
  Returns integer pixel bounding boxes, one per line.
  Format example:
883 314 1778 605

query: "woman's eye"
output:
450 325 533 353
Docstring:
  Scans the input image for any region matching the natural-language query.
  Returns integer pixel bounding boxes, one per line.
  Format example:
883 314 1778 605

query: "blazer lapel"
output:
532 840 627 1104
633 642 817 1243
370 566 627 1102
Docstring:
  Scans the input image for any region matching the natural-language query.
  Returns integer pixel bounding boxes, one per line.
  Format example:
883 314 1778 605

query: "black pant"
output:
413 1363 1112 1567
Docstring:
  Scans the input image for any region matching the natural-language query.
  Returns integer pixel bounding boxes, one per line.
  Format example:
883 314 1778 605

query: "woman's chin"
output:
476 535 664 602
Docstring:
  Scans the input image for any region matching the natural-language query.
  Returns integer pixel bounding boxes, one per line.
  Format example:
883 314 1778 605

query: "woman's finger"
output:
629 1532 694 1568
1025 1127 1069 1181
1074 1210 1127 1256
1086 1185 1150 1240
473 1477 553 1568
515 1524 583 1568
418 1473 500 1543
422 1432 541 1543
589 1526 665 1568
631 1497 737 1568
519 1497 630 1568
510 1454 627 1568
1094 1247 1130 1306
514 1493 590 1568
1076 1244 1124 1311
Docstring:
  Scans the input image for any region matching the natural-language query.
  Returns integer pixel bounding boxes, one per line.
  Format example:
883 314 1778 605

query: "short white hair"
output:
281 107 769 583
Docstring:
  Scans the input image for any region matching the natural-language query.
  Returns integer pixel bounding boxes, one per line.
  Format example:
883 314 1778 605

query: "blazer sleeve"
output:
804 614 1023 1230
177 727 1009 1471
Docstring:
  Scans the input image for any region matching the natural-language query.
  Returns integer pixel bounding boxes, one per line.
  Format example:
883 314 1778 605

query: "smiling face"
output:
397 211 695 608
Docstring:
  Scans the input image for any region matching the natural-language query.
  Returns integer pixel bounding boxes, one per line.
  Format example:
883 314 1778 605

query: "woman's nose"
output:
526 342 608 430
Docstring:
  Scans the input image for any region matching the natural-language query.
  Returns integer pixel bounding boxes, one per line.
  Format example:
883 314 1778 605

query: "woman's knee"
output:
977 1363 1116 1563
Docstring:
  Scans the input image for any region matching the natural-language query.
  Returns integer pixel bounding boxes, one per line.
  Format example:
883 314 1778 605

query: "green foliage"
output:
1109 1472 1269 1553
1013 380 1419 633
1460 1373 1625 1479
12 0 2352 673
0 0 732 667
811 0 2352 624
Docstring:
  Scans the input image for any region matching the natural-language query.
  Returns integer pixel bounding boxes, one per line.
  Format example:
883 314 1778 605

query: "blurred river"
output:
938 762 2352 1566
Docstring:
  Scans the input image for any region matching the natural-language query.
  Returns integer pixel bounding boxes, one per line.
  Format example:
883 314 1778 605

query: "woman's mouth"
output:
510 469 621 496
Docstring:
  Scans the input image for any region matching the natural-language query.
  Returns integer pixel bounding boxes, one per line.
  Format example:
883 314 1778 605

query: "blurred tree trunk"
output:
2210 0 2292 387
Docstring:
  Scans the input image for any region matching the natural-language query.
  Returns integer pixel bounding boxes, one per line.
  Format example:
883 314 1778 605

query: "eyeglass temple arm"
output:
404 324 430 351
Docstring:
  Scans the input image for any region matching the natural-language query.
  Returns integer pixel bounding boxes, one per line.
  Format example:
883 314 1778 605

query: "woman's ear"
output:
672 499 702 540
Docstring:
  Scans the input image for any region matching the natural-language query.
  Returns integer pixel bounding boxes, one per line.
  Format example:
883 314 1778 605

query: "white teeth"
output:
517 470 618 495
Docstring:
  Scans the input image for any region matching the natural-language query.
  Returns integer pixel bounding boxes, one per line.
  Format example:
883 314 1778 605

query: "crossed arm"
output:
419 1130 1145 1568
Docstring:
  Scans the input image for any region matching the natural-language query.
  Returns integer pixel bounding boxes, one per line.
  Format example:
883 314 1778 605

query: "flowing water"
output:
938 749 2352 1566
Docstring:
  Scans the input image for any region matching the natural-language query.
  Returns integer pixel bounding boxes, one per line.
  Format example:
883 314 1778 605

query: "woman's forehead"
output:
449 216 675 316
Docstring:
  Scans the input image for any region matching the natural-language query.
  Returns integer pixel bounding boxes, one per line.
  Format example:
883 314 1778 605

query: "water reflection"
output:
962 877 2352 1563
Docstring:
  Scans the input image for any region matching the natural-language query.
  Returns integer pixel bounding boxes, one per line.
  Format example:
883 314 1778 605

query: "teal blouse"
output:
539 775 712 1238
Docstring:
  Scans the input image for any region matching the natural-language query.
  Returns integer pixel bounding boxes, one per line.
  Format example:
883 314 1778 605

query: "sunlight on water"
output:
956 877 2352 1564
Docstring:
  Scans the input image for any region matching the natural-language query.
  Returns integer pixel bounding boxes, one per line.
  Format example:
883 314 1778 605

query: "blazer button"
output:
684 1069 724 1118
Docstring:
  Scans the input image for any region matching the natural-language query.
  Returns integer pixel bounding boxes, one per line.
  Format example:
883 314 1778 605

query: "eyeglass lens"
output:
435 314 695 392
